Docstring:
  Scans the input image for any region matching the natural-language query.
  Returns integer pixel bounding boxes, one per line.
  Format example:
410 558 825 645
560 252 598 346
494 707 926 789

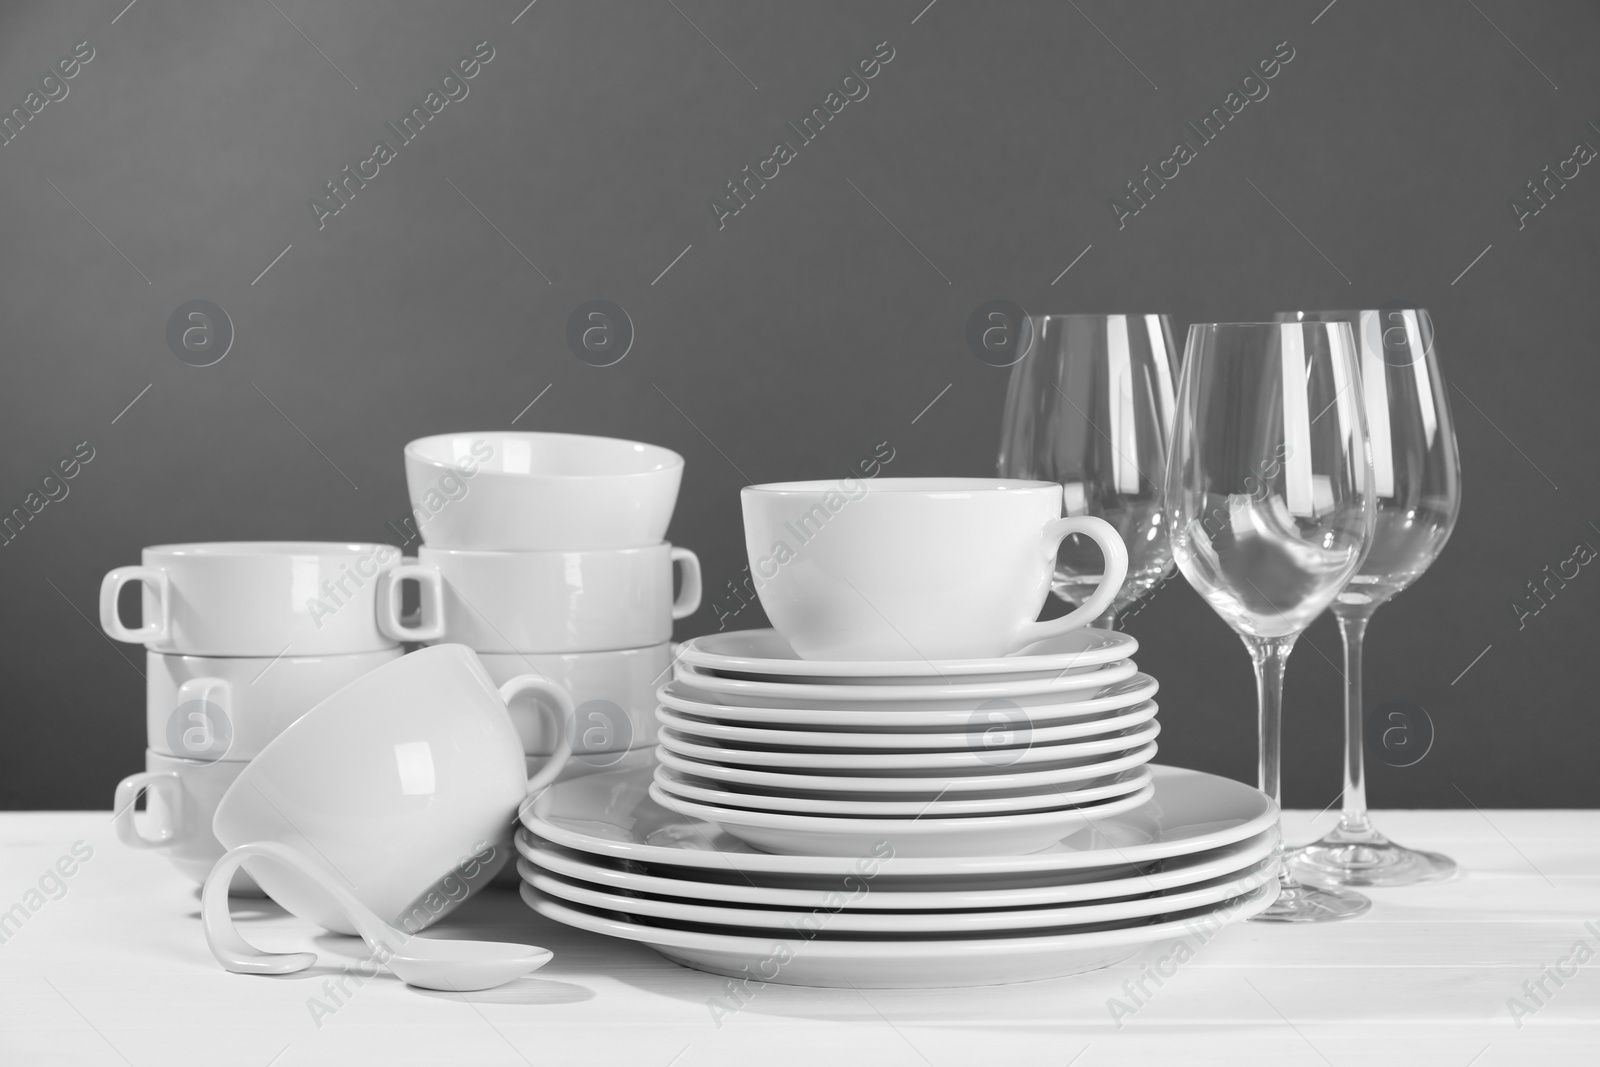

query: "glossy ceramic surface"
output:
519 763 1277 877
653 700 1158 752
379 543 700 652
479 644 673 758
213 645 572 935
405 432 683 550
653 741 1159 794
100 542 403 656
515 827 1279 909
146 648 402 761
112 750 261 894
647 778 1157 857
741 478 1128 659
522 882 1276 987
676 627 1137 682
655 674 1158 730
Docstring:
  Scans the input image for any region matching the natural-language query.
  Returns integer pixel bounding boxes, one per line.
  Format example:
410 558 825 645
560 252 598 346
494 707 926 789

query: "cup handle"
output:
376 563 444 642
1007 515 1129 652
498 675 574 795
669 547 702 620
174 677 232 759
112 771 181 849
203 841 394 976
99 566 169 644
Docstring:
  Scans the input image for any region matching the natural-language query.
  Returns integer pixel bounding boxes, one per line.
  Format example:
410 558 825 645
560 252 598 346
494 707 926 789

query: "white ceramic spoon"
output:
203 841 552 991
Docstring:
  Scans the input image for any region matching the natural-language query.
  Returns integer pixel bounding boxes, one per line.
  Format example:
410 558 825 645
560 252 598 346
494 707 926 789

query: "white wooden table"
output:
1 807 1595 1066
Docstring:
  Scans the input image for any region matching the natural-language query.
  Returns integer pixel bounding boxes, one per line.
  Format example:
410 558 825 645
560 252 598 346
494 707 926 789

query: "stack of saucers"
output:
514 761 1280 987
650 629 1160 858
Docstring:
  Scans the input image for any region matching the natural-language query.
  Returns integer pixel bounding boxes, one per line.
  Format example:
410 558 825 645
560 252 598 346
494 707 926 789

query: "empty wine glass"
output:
1278 308 1461 887
997 314 1179 628
1165 322 1376 922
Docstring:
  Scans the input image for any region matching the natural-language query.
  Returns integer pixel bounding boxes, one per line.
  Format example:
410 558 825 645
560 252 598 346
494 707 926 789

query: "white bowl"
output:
404 432 684 550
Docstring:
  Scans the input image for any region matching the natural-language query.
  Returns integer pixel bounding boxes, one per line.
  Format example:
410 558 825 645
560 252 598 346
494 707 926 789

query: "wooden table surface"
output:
1 805 1595 1066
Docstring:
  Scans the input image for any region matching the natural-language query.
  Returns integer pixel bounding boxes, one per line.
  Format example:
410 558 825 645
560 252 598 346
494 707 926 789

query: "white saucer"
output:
658 674 1159 729
653 764 1153 816
648 779 1158 857
654 741 1159 794
655 700 1158 752
674 659 1140 709
518 762 1277 878
520 856 1275 933
515 828 1280 909
676 628 1138 683
656 719 1160 771
520 881 1278 987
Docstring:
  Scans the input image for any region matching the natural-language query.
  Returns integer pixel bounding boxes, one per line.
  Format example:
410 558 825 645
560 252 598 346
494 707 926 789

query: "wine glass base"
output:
1250 877 1371 923
1288 832 1458 888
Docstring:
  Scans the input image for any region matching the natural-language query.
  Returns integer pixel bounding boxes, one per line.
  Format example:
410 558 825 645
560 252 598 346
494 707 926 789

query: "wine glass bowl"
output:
1165 322 1376 922
1278 308 1462 888
997 314 1179 624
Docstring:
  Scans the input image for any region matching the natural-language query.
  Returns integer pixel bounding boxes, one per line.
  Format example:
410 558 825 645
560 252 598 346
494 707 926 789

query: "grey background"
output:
1 0 1594 809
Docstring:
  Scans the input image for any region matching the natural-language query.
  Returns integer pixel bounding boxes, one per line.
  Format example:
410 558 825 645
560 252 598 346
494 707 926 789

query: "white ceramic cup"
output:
404 432 684 550
741 478 1129 660
376 544 700 652
112 751 261 894
477 643 673 761
100 542 403 656
211 644 573 935
147 648 403 762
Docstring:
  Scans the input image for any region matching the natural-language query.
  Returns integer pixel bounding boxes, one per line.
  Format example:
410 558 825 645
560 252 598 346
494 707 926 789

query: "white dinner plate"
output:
518 762 1277 878
656 719 1160 771
655 701 1158 752
653 764 1152 816
674 659 1140 709
514 827 1280 909
521 881 1278 987
676 628 1138 684
648 779 1159 857
520 856 1275 934
654 741 1159 794
659 674 1159 730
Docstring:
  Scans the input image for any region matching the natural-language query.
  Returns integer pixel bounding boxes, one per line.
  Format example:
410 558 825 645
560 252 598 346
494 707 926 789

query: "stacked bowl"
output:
383 432 702 766
101 542 406 890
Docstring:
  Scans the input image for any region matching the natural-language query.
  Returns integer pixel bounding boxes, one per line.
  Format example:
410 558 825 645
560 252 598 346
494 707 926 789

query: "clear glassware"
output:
1278 309 1461 887
997 314 1179 628
1165 322 1376 922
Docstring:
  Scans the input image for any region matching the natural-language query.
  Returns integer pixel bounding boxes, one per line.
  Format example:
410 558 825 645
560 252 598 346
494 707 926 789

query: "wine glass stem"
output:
1336 612 1373 834
1246 635 1298 890
1246 636 1295 804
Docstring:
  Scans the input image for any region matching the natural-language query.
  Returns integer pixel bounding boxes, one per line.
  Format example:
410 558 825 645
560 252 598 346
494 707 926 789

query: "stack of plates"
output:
515 764 1281 987
651 629 1160 857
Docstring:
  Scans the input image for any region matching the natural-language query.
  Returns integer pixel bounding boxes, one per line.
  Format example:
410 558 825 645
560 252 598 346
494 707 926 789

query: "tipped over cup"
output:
212 644 573 935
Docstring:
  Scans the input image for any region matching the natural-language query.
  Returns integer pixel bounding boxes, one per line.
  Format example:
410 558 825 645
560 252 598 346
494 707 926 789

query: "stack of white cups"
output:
100 542 406 891
381 432 699 771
